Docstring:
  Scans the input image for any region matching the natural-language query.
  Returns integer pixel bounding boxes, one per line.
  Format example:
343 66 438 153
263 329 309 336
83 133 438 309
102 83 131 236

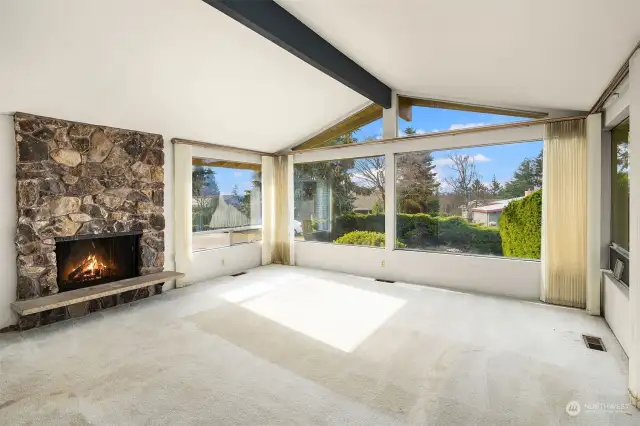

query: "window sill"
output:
192 241 262 254
293 240 385 249
393 247 541 262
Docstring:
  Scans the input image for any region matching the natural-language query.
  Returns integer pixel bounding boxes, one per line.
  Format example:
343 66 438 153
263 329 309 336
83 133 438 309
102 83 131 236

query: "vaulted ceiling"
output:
1 0 639 153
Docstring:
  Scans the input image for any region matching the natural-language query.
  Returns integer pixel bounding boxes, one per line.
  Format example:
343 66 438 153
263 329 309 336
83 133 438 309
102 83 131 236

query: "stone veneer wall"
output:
14 113 165 328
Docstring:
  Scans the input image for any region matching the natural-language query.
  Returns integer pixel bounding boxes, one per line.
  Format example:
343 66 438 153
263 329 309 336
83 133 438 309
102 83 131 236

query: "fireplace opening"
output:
55 233 141 292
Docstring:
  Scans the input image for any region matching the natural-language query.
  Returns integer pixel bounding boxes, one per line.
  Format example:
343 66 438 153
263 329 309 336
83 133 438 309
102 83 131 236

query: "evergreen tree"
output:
501 150 543 198
404 126 417 136
471 178 489 201
396 150 440 214
490 175 502 197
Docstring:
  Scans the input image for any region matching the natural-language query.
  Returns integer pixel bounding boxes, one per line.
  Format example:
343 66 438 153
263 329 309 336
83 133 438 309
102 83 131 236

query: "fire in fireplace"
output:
55 233 141 292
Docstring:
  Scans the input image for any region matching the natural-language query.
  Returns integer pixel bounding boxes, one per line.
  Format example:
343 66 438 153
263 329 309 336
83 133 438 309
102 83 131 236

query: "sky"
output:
206 167 255 194
353 107 543 189
202 106 542 195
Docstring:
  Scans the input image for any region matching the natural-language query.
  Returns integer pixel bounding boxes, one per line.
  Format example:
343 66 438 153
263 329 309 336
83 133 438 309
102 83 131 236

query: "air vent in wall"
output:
375 278 396 284
230 272 247 277
582 335 606 352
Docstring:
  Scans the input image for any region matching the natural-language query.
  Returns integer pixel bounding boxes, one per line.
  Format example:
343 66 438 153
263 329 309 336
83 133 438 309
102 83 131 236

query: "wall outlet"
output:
221 258 225 266
381 260 385 267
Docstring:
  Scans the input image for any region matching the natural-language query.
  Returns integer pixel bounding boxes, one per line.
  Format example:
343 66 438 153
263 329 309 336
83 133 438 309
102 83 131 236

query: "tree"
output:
443 153 479 219
501 150 543 198
231 184 240 199
404 126 417 136
396 151 440 214
352 156 386 203
490 175 502 197
471 178 489 201
192 166 220 230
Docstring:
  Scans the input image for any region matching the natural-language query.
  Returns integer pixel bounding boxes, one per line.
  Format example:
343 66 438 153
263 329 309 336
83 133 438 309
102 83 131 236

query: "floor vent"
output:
230 272 247 277
375 278 396 283
582 335 606 352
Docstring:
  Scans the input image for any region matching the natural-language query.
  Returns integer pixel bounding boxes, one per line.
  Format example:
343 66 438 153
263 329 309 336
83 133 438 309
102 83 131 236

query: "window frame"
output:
391 141 543 261
190 145 263 253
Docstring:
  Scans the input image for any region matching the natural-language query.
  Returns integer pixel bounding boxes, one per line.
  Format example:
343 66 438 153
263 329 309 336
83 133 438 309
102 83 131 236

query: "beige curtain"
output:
272 155 292 265
542 119 587 308
174 143 193 288
261 156 274 265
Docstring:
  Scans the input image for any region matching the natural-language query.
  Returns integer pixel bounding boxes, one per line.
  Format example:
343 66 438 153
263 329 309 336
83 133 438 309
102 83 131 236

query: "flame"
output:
84 254 107 274
68 253 108 282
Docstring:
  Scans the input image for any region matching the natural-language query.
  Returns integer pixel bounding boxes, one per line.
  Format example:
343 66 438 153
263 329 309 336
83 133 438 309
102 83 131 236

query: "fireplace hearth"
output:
55 233 141 292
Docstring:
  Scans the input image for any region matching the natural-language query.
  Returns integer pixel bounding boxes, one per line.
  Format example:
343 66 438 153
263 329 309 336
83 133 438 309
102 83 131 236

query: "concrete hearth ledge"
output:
11 271 184 316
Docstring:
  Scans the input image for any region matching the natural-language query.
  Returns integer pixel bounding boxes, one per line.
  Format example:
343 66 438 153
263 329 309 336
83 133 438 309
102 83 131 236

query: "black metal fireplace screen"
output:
55 232 141 292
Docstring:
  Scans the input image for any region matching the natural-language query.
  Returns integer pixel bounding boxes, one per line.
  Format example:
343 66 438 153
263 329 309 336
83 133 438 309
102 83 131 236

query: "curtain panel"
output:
542 119 587 308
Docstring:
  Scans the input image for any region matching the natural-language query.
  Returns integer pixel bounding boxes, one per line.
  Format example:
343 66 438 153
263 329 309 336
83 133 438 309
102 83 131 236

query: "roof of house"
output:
471 197 522 213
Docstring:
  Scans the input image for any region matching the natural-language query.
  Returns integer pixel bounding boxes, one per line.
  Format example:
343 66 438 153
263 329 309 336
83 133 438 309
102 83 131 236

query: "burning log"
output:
68 254 107 282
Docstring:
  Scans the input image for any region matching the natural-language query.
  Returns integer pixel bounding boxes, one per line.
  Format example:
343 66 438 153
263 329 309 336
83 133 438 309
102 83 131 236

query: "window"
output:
192 158 261 251
610 118 629 284
293 156 385 247
395 141 543 259
294 104 383 150
611 119 629 250
397 97 543 136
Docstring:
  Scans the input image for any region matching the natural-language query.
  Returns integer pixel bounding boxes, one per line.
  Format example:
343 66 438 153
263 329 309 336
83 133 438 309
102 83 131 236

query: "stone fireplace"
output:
14 113 166 329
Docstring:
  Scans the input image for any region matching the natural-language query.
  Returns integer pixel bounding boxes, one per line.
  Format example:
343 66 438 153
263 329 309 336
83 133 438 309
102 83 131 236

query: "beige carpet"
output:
0 265 637 425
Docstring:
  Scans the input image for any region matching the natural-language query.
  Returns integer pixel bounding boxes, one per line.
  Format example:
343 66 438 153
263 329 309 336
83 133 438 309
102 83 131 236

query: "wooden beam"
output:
203 0 392 108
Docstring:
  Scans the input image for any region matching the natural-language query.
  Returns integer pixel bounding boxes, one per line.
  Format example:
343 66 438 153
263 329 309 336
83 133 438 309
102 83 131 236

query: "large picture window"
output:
294 156 386 247
395 141 543 259
192 158 262 251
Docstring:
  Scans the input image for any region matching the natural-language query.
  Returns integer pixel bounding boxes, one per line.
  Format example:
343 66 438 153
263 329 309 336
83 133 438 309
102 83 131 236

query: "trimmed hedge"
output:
333 213 502 255
498 190 541 259
334 231 406 248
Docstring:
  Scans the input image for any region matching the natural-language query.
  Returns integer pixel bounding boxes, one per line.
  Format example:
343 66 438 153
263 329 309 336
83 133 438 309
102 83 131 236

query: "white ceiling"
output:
0 0 367 153
278 0 640 112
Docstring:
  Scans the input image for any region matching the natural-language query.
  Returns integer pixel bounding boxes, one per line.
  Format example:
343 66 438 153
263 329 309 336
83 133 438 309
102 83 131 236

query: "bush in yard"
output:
498 190 542 259
334 231 406 248
335 212 501 255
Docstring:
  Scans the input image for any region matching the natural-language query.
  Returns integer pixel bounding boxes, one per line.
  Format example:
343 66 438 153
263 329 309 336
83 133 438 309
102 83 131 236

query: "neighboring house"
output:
295 179 332 232
470 197 523 226
353 192 381 214
209 194 250 229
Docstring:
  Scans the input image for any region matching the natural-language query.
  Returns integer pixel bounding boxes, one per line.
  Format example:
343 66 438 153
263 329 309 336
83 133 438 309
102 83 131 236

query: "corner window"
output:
395 141 543 259
192 158 262 251
293 156 386 247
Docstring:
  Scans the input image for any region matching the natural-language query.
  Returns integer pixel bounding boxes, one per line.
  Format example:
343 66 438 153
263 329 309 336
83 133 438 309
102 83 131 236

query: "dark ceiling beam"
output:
203 0 392 109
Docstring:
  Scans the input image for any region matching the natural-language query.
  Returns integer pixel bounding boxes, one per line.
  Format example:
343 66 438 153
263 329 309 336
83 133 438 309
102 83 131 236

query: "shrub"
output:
334 231 406 248
334 212 501 255
498 190 542 259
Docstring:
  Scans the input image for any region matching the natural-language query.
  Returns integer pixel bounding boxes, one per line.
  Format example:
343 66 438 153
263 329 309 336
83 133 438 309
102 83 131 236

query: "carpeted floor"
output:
0 265 637 425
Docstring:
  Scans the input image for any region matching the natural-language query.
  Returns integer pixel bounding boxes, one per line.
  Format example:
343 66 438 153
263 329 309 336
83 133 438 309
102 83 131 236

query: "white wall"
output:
603 272 630 355
188 244 262 285
0 116 18 329
295 242 541 300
